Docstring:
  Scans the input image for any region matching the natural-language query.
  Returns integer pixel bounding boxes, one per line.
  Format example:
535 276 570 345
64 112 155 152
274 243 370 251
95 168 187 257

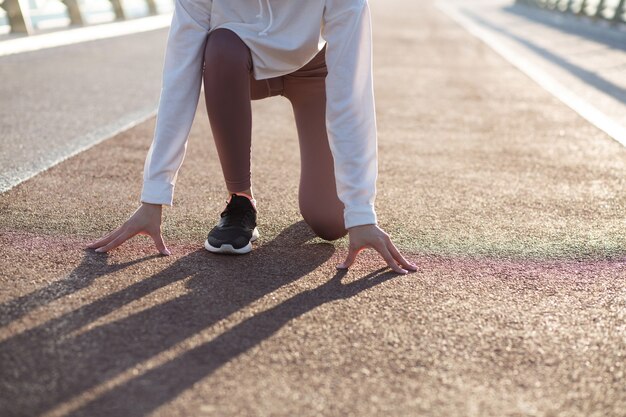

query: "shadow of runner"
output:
0 221 334 417
0 251 160 327
68 267 397 417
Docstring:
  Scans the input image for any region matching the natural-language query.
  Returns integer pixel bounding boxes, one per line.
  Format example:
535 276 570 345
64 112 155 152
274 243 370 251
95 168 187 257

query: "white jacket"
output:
141 0 379 228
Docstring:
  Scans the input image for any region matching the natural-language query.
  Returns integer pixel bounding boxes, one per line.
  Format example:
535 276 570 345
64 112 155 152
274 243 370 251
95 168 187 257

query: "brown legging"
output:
203 28 347 241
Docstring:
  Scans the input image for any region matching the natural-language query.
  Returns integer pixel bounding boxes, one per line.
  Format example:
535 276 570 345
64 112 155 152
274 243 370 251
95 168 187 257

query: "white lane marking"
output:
0 107 157 193
0 14 172 57
436 1 626 148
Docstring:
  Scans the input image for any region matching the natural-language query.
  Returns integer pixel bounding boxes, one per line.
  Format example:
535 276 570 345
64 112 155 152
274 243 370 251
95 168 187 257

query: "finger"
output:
95 230 137 253
373 241 408 274
150 232 171 256
87 227 124 249
386 239 417 271
337 246 360 269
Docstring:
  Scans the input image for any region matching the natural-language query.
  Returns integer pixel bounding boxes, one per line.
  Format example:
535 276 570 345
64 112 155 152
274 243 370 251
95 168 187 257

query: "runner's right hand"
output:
87 203 170 255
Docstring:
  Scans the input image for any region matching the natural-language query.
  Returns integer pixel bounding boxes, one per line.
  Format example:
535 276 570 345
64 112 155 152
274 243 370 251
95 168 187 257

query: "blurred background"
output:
0 0 625 193
1 0 624 35
0 0 173 34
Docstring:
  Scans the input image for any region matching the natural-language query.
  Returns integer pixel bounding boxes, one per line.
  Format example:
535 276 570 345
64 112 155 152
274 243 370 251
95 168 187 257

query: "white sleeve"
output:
322 0 378 228
140 0 210 206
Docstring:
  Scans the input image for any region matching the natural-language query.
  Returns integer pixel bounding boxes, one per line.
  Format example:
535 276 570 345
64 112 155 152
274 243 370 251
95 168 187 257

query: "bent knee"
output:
303 216 347 241
204 29 250 73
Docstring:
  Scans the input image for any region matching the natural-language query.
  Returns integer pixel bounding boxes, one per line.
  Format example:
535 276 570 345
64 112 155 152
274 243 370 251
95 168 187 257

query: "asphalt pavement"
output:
439 0 626 145
0 0 625 416
0 27 168 192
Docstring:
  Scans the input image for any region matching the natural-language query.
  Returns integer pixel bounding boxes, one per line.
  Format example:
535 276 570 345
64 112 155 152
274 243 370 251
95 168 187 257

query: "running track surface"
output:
1 0 625 416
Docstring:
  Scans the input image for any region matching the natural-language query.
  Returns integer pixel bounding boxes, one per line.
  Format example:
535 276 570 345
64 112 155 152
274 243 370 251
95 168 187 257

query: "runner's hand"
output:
87 203 170 255
337 224 417 274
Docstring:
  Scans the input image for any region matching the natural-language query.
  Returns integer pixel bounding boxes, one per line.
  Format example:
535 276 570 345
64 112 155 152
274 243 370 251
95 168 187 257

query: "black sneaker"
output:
204 194 259 255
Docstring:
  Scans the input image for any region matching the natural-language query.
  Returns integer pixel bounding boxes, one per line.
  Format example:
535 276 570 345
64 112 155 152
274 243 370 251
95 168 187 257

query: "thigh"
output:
204 28 282 101
250 74 283 101
283 49 346 240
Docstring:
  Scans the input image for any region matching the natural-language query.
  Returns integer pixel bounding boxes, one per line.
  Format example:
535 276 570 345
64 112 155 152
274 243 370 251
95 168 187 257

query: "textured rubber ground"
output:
0 0 625 416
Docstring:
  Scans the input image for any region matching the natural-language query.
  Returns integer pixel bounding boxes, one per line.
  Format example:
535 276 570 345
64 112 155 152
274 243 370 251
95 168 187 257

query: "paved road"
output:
0 27 168 192
0 0 625 416
439 0 626 145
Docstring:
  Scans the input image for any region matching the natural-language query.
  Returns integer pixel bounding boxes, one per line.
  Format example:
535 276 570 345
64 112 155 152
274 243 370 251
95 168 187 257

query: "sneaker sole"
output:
203 227 259 255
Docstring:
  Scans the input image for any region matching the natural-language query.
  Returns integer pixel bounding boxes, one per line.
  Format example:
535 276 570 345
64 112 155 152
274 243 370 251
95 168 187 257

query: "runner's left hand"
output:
337 224 417 274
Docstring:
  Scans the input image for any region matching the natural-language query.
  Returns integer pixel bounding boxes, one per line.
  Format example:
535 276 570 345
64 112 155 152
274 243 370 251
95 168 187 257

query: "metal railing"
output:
0 0 164 34
515 0 626 24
